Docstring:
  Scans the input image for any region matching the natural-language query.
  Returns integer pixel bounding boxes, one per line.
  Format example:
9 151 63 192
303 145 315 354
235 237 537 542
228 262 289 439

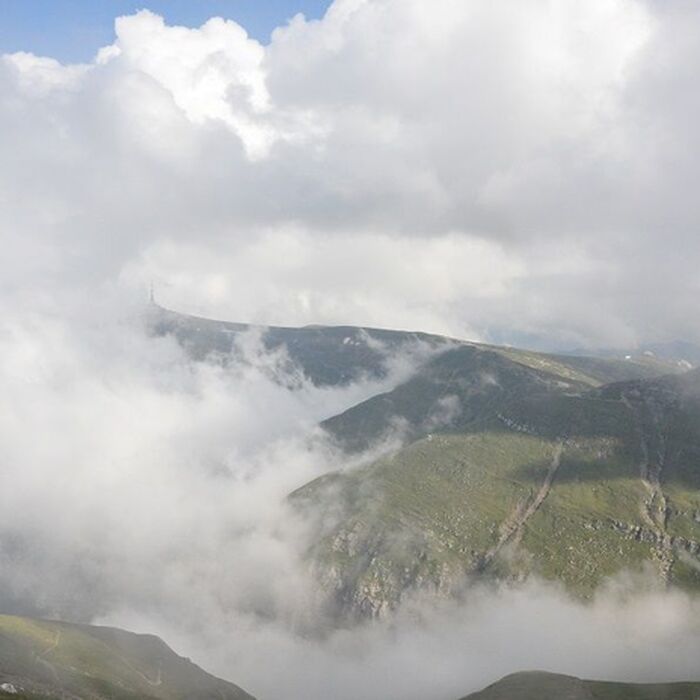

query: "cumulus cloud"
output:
1 0 699 345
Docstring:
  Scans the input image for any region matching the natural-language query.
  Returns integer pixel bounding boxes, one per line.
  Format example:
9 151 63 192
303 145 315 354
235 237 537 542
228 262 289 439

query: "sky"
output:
0 1 333 62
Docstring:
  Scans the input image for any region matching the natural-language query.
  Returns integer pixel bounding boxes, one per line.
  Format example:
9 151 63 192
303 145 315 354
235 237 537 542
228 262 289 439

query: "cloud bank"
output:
0 301 426 622
2 0 699 345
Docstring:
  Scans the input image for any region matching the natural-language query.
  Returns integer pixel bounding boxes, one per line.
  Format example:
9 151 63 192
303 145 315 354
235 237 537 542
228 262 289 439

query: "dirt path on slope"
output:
38 630 61 658
33 628 162 689
117 656 163 687
31 630 62 683
478 442 563 570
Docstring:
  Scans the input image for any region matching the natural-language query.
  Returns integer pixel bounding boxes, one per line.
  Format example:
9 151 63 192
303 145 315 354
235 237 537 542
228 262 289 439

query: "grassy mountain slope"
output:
460 671 700 700
293 348 700 617
321 343 676 452
0 614 253 700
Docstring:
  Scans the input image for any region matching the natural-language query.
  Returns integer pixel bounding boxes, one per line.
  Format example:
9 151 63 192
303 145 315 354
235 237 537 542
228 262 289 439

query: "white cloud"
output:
3 0 699 347
0 295 427 618
110 11 275 158
121 229 521 336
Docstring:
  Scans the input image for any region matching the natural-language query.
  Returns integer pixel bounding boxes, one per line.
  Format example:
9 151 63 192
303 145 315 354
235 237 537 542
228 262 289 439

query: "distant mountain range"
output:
558 340 700 371
150 305 453 387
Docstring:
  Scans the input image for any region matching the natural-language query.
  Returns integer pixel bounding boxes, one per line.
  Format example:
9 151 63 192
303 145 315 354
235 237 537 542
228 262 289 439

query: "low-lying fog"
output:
1 300 700 700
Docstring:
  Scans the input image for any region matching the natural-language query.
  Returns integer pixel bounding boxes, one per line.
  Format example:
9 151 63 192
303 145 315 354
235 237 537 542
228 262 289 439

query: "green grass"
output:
297 367 700 614
461 672 700 700
0 614 254 700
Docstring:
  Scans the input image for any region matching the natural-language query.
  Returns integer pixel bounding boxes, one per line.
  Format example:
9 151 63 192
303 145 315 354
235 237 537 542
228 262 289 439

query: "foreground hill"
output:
0 614 253 700
460 671 700 700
